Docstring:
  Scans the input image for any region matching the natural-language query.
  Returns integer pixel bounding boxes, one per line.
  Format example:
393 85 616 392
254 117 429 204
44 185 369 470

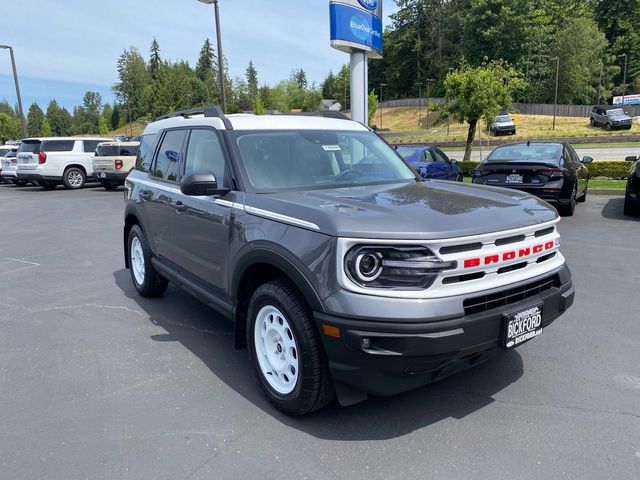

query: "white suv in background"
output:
16 137 112 190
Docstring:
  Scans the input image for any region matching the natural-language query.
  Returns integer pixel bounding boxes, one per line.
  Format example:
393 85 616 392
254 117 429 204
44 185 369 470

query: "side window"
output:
83 140 101 153
41 140 75 152
136 135 156 172
152 130 186 181
432 148 450 163
565 146 579 167
422 150 436 163
184 129 228 187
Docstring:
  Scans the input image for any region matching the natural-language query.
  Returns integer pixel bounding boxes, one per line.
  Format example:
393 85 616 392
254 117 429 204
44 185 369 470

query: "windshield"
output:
607 108 625 117
395 146 419 160
234 130 416 191
486 143 563 164
495 115 512 123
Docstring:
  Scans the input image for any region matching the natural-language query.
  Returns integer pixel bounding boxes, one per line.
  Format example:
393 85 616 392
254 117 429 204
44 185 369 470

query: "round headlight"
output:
354 252 382 282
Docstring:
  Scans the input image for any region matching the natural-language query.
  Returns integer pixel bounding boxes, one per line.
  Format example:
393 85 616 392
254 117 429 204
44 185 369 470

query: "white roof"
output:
143 113 369 135
22 137 113 141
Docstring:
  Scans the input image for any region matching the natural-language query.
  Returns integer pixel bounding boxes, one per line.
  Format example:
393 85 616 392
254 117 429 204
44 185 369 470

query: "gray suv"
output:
590 105 633 130
123 107 575 415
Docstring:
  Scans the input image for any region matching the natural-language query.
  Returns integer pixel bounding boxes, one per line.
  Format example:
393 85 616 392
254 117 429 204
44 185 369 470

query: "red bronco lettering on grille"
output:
463 241 556 269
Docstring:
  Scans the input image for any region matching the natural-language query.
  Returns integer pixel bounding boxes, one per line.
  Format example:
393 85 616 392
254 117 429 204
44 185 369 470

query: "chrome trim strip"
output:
244 205 320 231
131 178 235 208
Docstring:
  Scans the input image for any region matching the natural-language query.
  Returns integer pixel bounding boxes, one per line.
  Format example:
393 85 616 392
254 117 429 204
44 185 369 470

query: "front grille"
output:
463 274 560 315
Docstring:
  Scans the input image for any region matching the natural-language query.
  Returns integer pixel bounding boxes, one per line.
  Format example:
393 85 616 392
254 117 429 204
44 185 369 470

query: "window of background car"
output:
486 144 562 163
184 129 227 188
82 140 101 153
42 140 76 152
17 140 41 153
136 135 156 172
432 148 450 163
97 144 139 157
152 130 186 181
234 130 416 191
395 146 419 160
495 115 512 122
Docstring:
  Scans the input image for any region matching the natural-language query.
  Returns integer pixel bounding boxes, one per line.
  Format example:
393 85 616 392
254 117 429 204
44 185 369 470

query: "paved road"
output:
443 146 639 162
0 183 638 480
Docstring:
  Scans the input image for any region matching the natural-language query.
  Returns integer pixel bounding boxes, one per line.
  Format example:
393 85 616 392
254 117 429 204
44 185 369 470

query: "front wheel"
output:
247 279 334 415
127 224 168 297
63 167 86 189
605 122 612 131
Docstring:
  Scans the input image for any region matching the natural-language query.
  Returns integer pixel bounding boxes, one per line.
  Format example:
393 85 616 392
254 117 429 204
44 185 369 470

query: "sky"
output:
0 0 398 112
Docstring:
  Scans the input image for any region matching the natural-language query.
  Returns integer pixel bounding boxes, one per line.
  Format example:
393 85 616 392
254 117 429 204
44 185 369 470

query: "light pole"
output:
618 53 628 107
425 78 435 129
379 83 387 129
0 45 27 137
447 67 454 135
198 0 227 114
415 81 423 126
597 62 603 106
550 56 559 131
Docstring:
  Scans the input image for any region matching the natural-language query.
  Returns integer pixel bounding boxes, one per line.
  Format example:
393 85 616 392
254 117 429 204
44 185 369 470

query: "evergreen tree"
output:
246 61 259 102
149 38 161 78
27 103 45 136
113 47 149 120
321 71 336 99
0 100 15 117
46 100 70 136
292 68 308 89
195 38 219 102
0 112 21 143
41 118 52 137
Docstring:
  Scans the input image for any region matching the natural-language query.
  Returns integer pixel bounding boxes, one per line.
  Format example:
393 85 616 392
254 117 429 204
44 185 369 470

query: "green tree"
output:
113 47 149 120
292 68 308 89
442 61 525 161
149 38 161 78
0 112 21 143
301 85 322 112
46 100 71 136
27 103 45 136
195 38 219 103
98 115 109 135
81 91 102 132
368 90 378 125
246 60 259 102
321 71 336 99
40 118 52 137
0 100 15 117
253 96 266 115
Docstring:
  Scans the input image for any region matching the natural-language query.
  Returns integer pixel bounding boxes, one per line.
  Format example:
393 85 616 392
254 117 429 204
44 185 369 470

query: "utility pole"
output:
379 83 387 129
0 45 27 137
618 53 628 107
597 62 603 105
447 67 454 135
550 56 560 131
198 0 228 113
415 81 423 126
425 78 435 129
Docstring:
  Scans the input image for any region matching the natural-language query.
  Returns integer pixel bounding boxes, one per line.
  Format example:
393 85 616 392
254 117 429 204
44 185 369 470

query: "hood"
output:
244 180 558 240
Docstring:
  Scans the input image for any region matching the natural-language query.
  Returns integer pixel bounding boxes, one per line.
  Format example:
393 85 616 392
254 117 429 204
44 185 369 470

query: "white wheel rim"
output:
254 305 299 394
68 171 83 187
130 237 145 285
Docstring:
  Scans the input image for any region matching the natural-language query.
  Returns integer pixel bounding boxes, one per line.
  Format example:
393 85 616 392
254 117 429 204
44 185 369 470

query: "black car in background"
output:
624 155 640 216
472 142 592 216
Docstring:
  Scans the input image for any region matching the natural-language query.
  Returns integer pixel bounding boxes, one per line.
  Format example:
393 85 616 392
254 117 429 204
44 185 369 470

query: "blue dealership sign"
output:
330 1 383 58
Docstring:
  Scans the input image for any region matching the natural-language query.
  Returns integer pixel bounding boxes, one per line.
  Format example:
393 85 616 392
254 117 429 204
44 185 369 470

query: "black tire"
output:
624 191 640 216
63 167 86 189
605 122 612 131
589 117 595 127
14 179 28 186
101 182 119 191
558 184 577 216
127 224 168 297
39 180 57 190
247 279 334 415
456 174 463 182
576 185 587 203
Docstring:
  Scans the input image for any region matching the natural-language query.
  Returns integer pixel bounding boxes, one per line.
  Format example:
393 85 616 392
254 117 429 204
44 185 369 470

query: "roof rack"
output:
155 105 232 129
283 111 349 120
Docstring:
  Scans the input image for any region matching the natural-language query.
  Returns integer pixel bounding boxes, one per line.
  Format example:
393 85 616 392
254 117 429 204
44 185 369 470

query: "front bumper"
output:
315 265 573 398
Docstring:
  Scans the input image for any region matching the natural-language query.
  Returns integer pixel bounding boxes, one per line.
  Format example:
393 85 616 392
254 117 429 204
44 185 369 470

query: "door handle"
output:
140 190 152 200
174 200 186 213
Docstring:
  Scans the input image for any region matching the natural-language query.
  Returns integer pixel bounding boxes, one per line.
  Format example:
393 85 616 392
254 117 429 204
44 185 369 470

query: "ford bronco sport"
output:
123 107 574 415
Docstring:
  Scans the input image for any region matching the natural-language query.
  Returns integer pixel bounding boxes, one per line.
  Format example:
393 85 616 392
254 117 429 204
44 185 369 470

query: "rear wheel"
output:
63 167 85 189
456 174 463 182
14 179 28 186
589 117 596 127
101 181 119 191
247 279 334 415
558 184 577 216
127 224 168 297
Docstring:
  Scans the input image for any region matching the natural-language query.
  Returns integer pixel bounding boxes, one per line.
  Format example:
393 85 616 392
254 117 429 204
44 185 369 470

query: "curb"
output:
589 188 625 195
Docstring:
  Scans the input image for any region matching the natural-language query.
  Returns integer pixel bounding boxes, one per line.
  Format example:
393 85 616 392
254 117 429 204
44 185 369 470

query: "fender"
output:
123 203 148 269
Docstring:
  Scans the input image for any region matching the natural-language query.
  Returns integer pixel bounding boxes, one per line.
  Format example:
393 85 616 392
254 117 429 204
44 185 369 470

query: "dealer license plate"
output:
503 304 543 349
505 174 523 184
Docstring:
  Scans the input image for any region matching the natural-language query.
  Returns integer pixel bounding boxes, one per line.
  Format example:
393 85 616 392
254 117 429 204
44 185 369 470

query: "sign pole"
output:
350 51 368 124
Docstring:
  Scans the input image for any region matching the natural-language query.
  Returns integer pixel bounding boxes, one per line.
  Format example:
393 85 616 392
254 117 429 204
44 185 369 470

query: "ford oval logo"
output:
358 0 378 11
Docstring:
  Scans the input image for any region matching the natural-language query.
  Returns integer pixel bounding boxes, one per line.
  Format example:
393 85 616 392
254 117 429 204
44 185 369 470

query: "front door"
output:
167 128 233 297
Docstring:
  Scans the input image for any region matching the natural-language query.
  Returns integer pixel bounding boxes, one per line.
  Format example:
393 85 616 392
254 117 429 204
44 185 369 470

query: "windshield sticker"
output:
322 145 341 151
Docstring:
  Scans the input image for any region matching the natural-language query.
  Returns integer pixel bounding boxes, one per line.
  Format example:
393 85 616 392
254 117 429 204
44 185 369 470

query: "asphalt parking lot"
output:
1 183 638 480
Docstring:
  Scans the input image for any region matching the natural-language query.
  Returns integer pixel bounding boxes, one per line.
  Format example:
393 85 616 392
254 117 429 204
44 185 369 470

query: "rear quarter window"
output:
41 140 75 152
82 140 102 153
135 134 157 172
18 141 42 153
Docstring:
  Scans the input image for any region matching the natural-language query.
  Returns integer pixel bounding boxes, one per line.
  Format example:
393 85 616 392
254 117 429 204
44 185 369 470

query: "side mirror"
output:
581 156 594 164
450 158 458 165
180 170 228 196
625 155 638 162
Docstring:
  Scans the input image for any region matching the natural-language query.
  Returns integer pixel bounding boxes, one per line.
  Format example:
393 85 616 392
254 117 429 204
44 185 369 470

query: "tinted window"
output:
432 148 450 163
17 141 41 153
486 144 562 164
184 129 227 188
396 147 419 160
42 140 75 152
495 115 512 122
96 144 139 156
423 150 436 162
83 140 101 153
152 130 186 181
136 135 156 172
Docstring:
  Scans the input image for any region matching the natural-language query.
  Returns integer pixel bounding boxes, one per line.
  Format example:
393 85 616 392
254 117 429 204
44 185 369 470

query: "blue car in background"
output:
395 145 463 182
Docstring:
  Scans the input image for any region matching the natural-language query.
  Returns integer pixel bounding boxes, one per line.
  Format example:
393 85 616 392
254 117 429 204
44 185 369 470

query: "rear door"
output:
566 144 588 195
432 148 458 180
166 127 234 298
16 140 42 171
